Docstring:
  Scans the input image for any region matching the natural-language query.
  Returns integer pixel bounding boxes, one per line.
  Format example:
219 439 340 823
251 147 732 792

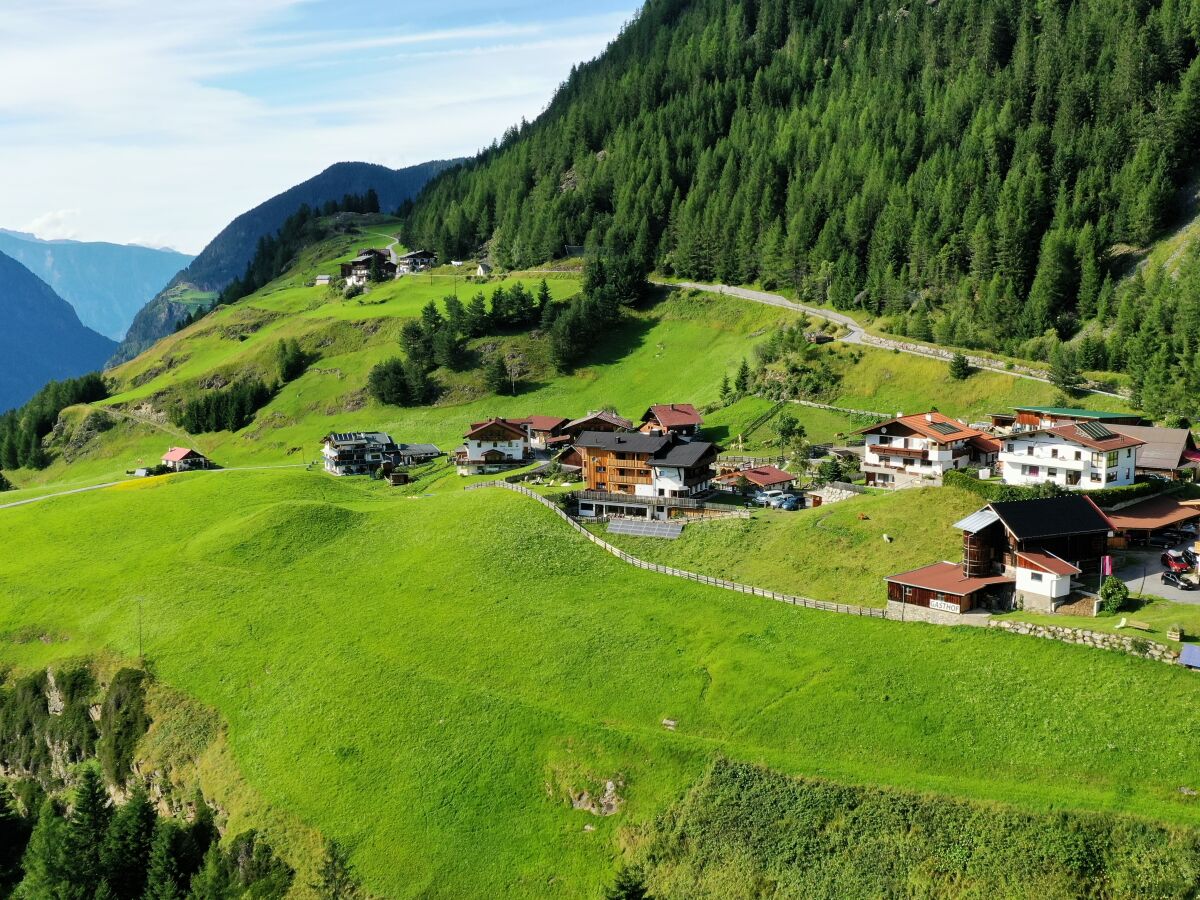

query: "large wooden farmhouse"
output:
886 495 1114 617
639 403 703 440
339 249 396 286
455 418 532 475
574 431 718 520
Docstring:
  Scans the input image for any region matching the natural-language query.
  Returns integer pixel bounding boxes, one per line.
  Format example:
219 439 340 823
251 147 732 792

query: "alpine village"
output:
7 0 1200 897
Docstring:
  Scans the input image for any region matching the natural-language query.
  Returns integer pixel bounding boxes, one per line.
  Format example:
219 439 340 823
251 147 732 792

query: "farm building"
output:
561 410 633 438
1107 495 1200 544
858 411 999 489
639 403 704 440
998 422 1142 489
512 416 569 450
397 249 437 273
574 431 719 521
161 447 211 472
1107 425 1199 480
339 249 396 286
990 406 1143 432
885 562 1013 616
455 418 532 475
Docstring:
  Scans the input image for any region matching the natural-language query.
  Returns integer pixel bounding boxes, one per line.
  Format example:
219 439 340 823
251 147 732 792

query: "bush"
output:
1099 576 1129 616
97 669 149 787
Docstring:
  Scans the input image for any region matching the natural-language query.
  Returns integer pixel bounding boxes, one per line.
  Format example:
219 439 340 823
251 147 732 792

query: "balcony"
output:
869 444 928 460
576 489 707 509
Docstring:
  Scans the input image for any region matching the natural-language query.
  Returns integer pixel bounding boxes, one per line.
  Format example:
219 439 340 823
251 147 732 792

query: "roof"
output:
513 415 569 433
968 434 1001 454
465 418 527 440
885 562 1013 597
1014 407 1142 421
715 465 795 488
857 410 985 444
1106 496 1200 532
643 403 703 428
399 249 436 260
574 430 717 468
162 447 202 461
1018 424 1144 452
324 431 394 446
396 443 441 455
988 496 1113 540
1109 425 1196 471
953 508 1001 533
1016 550 1081 576
564 410 634 431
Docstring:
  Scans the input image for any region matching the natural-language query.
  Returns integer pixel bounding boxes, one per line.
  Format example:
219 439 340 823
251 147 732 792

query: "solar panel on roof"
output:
607 519 684 539
929 421 960 435
1076 421 1116 440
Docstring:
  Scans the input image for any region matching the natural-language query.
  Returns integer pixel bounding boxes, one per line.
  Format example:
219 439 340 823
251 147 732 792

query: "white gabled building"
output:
998 423 1143 490
857 411 999 489
454 418 532 475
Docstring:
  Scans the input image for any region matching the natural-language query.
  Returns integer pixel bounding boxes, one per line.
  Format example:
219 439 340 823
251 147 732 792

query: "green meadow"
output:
3 470 1200 897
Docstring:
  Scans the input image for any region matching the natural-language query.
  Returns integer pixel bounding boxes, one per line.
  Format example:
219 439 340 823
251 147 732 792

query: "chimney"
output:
925 413 933 423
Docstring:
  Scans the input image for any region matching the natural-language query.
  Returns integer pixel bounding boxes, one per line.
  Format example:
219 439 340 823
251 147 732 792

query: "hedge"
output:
943 470 1167 509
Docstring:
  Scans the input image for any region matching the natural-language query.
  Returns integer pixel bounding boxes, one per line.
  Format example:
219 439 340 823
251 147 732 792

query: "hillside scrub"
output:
0 372 108 470
631 759 1200 899
404 0 1200 370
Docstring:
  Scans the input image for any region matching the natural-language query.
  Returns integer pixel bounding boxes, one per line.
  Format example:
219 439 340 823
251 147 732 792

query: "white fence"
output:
466 481 888 619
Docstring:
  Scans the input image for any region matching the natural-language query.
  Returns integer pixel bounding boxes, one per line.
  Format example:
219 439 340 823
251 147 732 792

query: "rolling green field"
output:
3 470 1200 897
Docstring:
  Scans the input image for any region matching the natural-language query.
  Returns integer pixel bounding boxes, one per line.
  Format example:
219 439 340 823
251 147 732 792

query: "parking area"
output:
1118 547 1200 604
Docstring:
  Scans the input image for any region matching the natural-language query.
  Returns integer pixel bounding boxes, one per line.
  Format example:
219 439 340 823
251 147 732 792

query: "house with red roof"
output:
161 447 211 472
998 422 1143 489
454 418 532 475
858 411 999 489
511 415 569 450
639 403 703 440
713 465 795 495
561 410 633 438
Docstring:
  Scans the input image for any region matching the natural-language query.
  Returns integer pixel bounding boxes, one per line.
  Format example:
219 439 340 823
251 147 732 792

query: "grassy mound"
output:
188 501 365 571
634 758 1200 899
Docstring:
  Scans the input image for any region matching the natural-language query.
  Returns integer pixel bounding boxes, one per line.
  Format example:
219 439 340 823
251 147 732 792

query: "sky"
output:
0 1 633 254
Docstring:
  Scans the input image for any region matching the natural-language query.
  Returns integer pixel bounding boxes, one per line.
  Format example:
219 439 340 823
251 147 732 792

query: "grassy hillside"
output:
4 470 1200 897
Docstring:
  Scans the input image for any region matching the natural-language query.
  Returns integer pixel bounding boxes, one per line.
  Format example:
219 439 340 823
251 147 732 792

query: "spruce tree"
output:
1049 344 1084 395
948 352 971 381
734 359 752 395
186 845 230 900
100 788 157 900
718 373 732 405
66 765 113 890
143 821 185 900
16 799 70 897
484 354 510 396
311 840 360 900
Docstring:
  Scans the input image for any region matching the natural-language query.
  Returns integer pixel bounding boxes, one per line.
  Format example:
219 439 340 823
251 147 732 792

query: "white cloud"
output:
0 2 632 253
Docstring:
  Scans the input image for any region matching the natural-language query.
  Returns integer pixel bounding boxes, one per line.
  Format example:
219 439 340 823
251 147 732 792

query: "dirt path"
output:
654 280 1126 400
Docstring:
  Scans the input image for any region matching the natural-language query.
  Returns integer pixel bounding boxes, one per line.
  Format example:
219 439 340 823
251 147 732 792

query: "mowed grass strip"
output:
2 470 1200 897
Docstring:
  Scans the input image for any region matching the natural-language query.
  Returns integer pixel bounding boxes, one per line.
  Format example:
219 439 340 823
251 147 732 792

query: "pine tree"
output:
605 865 649 900
948 352 971 381
536 279 552 315
367 359 411 407
464 293 490 337
718 374 732 405
185 845 229 900
1049 344 1084 395
484 354 510 396
734 358 752 395
312 840 360 900
16 799 70 897
66 765 113 890
100 788 157 900
143 821 185 900
0 471 11 492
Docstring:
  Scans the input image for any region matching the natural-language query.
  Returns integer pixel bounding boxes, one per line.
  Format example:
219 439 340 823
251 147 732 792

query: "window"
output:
1030 572 1043 582
1074 451 1082 460
1051 448 1058 458
1106 450 1118 468
902 586 913 600
1006 443 1014 453
1048 468 1057 477
878 435 891 446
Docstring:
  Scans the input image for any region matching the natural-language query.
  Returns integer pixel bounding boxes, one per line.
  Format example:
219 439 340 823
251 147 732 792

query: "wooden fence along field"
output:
465 480 889 619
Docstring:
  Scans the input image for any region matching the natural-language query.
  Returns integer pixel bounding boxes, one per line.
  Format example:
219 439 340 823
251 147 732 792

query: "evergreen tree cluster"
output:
546 255 648 372
220 190 380 306
403 0 1200 359
173 380 273 434
0 372 108 471
367 279 556 405
9 769 292 900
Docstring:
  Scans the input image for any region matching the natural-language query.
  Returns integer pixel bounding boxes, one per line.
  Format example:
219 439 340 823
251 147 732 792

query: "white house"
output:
454 418 532 475
858 411 999 489
1013 550 1081 613
999 423 1143 489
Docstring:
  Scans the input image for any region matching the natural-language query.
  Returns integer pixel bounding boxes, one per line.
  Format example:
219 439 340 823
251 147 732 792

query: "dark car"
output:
1149 533 1180 549
1162 571 1197 591
1162 552 1192 573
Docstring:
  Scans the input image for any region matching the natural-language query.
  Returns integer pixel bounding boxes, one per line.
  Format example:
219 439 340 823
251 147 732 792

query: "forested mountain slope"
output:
0 252 115 412
404 0 1200 358
0 230 191 340
113 160 460 363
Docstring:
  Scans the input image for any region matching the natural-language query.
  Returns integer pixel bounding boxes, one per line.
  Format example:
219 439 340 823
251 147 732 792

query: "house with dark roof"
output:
857 411 999 488
561 410 634 438
161 447 211 472
339 249 396 286
639 403 704 440
886 496 1113 616
321 432 437 476
990 406 1143 432
574 430 719 520
454 418 532 475
998 422 1143 489
1108 424 1199 480
397 249 437 273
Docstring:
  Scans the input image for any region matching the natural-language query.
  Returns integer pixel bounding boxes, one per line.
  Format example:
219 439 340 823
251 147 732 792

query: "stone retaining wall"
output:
988 620 1179 664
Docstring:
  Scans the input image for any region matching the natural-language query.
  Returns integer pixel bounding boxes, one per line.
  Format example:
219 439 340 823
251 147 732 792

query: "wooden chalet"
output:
397 249 437 273
574 431 719 520
512 415 569 450
991 406 1143 432
639 403 704 440
885 562 1012 614
561 410 634 438
340 248 396 286
714 465 795 494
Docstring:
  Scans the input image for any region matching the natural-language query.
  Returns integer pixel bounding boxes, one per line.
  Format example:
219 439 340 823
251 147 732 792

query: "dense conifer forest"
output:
403 0 1200 366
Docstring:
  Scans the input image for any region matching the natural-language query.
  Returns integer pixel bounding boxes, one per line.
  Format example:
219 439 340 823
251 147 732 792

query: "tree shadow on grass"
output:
577 314 657 369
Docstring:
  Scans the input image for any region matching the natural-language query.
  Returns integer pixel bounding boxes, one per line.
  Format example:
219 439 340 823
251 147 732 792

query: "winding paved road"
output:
654 280 1125 400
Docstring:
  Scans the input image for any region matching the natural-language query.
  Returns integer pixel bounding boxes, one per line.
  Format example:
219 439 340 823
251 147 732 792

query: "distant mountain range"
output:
0 251 115 412
0 230 192 341
112 159 461 364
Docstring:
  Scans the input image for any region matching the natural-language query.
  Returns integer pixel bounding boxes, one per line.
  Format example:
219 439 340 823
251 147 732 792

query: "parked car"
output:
754 490 787 507
1185 547 1199 568
769 492 797 508
1162 552 1192 573
776 496 802 511
1162 571 1197 591
1149 533 1180 549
